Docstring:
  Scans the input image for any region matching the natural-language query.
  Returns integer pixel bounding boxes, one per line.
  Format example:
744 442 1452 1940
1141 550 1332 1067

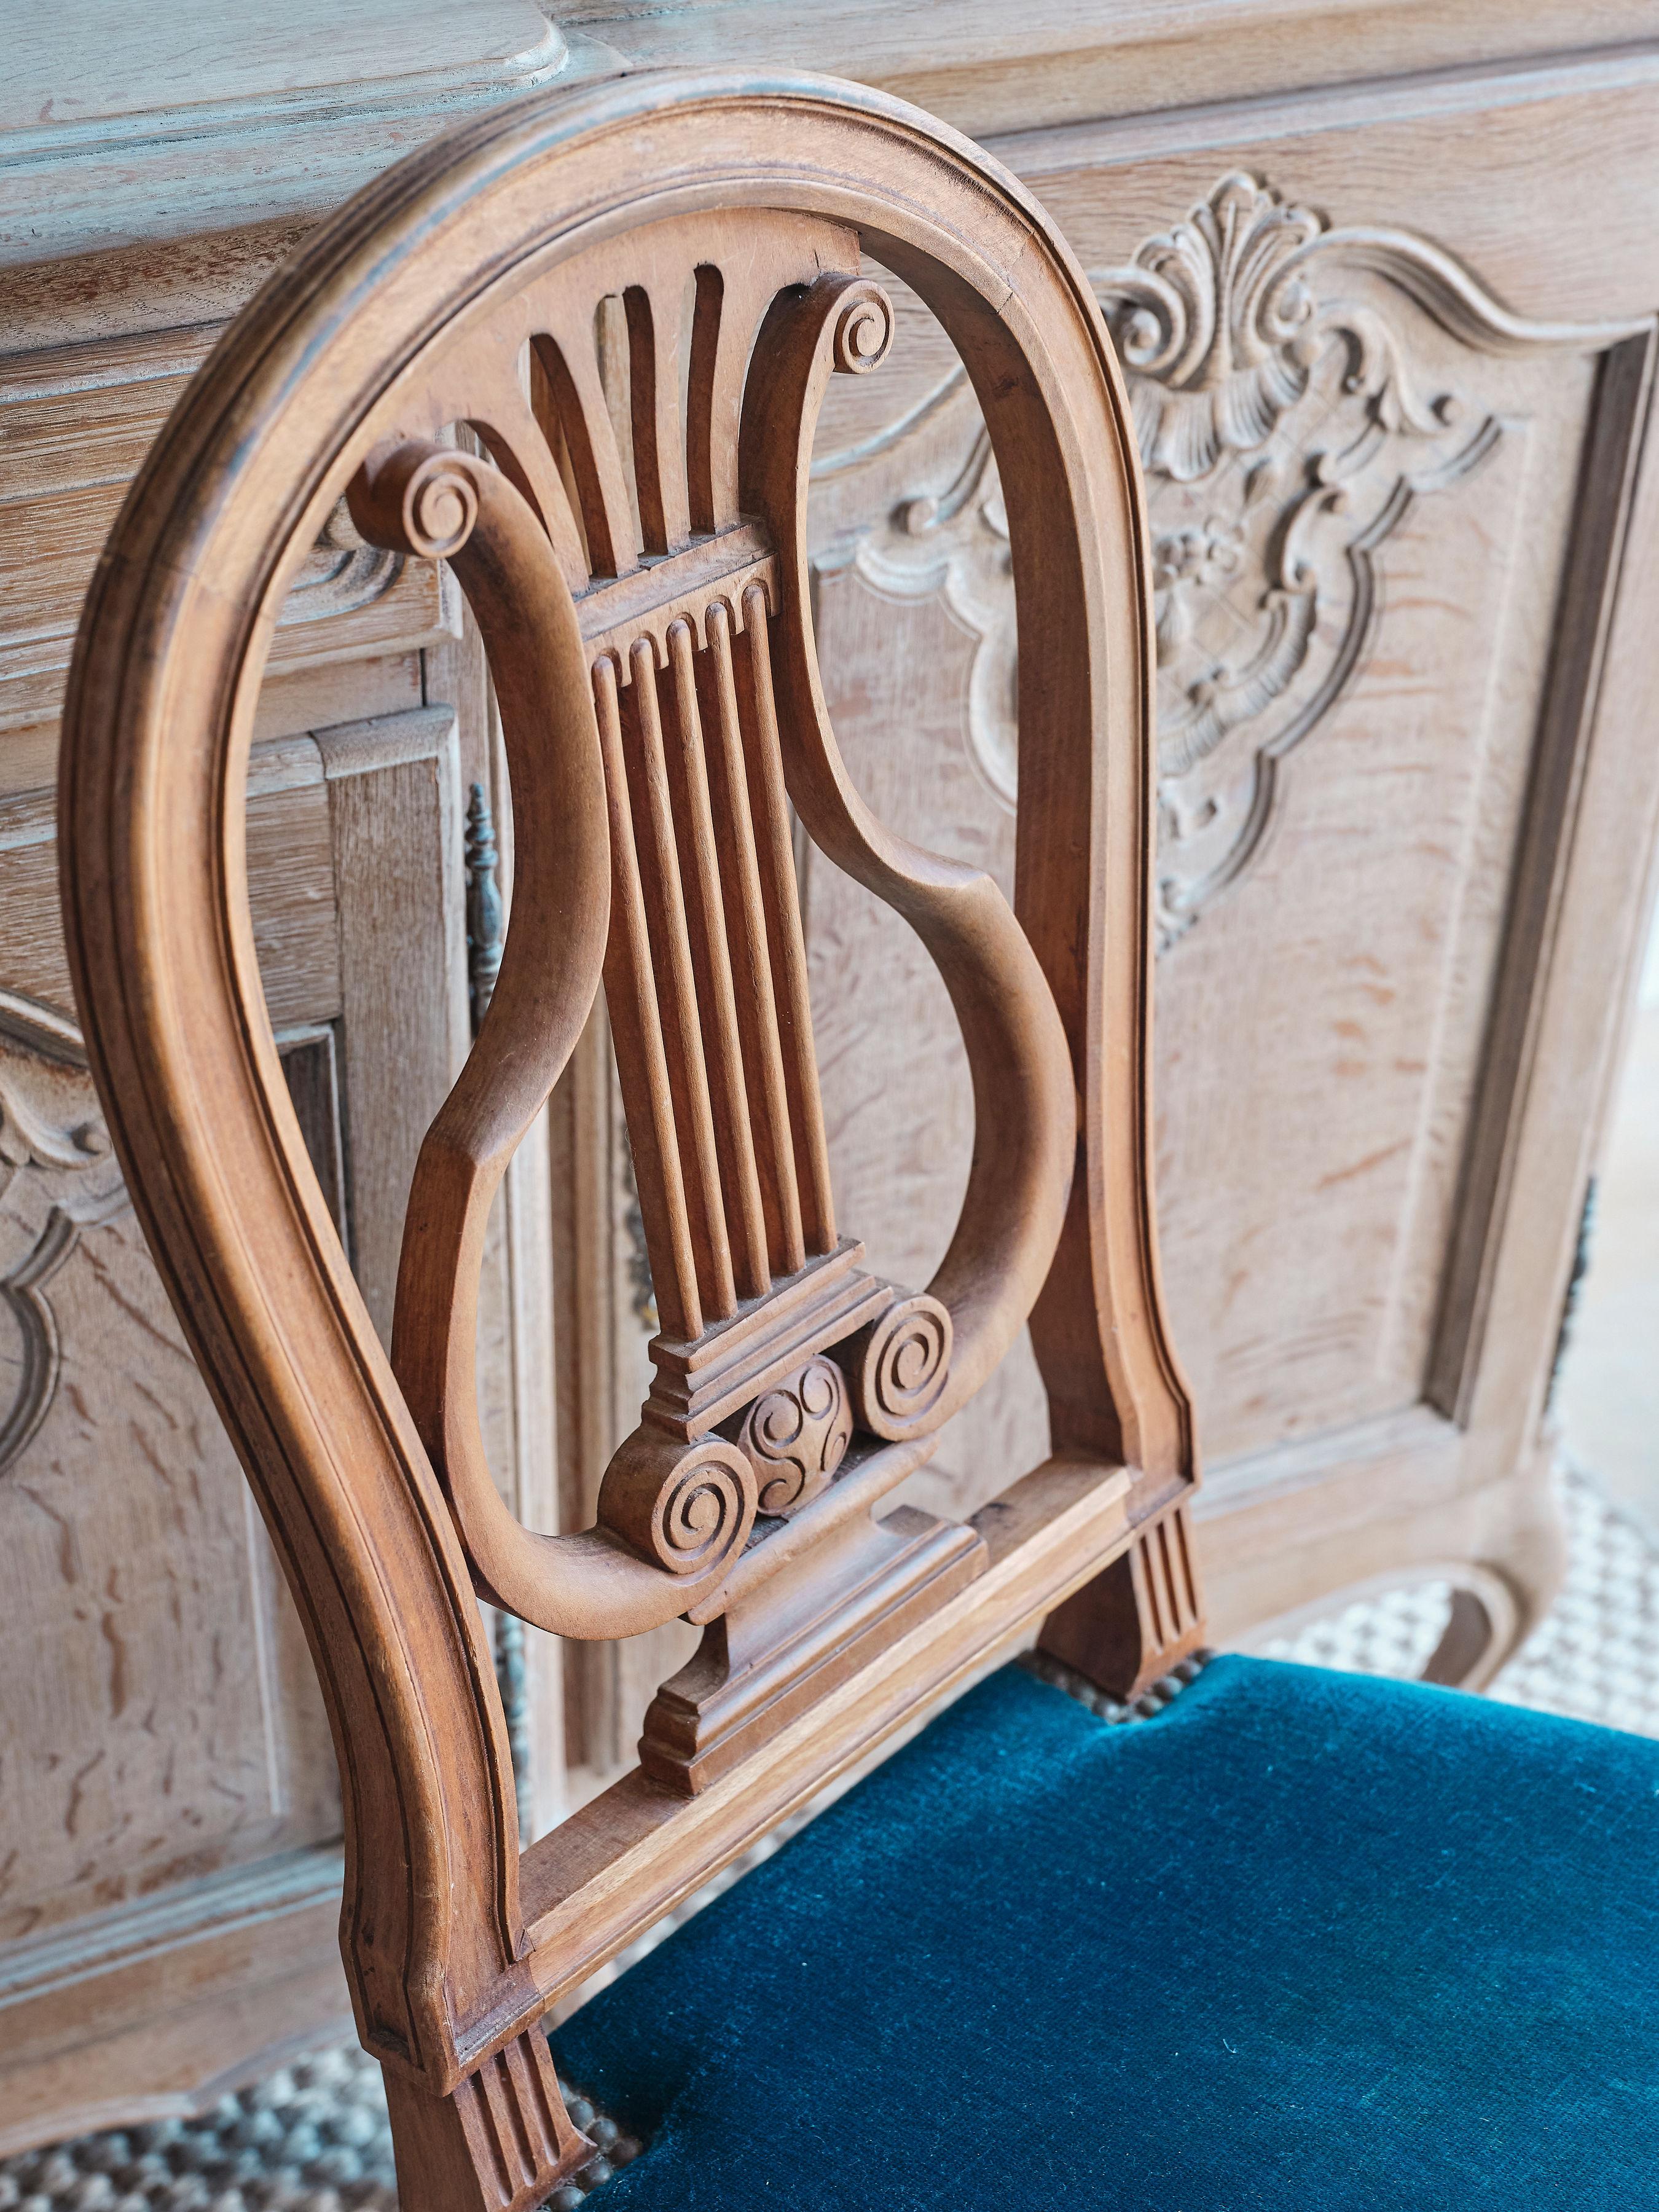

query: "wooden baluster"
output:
702 597 804 1281
664 618 771 1301
624 636 737 1324
737 583 837 1261
592 654 702 1341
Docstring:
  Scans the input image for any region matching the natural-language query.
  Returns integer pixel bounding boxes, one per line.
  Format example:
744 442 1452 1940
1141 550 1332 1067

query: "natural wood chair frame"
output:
61 68 1199 2212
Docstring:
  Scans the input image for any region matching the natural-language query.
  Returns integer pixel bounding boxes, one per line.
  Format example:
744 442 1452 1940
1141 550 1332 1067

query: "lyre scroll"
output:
351 229 1077 1783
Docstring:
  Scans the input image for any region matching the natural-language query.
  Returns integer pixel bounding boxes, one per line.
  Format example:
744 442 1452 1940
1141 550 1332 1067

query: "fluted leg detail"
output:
383 2028 592 2212
1038 1504 1207 1701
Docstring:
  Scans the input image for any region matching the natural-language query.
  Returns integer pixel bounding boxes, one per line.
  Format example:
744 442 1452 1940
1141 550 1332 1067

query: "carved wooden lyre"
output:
61 69 1198 2212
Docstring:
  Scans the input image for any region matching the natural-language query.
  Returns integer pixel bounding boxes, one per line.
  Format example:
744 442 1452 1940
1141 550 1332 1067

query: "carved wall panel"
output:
820 177 1593 945
0 705 491 1979
0 995 339 1943
804 176 1628 1510
1103 175 1522 947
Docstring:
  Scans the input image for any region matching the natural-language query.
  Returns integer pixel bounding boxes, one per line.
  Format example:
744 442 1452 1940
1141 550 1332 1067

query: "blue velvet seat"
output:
553 1657 1659 2208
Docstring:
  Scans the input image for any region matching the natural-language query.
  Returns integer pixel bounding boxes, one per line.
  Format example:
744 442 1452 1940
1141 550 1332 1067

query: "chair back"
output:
61 67 1195 2208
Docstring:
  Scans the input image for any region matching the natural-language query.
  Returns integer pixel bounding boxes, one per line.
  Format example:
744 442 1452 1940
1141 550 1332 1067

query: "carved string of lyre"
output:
348 212 1076 1647
587 568 832 1341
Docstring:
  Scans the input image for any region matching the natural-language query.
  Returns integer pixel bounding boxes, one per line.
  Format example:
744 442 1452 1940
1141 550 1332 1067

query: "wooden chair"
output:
60 67 1659 2211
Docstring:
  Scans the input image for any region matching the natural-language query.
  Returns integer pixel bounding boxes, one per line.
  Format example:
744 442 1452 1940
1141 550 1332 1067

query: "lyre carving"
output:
349 217 1076 1768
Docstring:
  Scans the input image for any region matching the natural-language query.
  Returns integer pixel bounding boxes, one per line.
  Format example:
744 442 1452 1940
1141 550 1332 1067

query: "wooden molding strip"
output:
0 1 579 268
0 1846 345 2008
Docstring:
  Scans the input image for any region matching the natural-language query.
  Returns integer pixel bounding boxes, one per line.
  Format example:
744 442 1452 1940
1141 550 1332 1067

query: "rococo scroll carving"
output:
0 992 130 1478
818 172 1615 946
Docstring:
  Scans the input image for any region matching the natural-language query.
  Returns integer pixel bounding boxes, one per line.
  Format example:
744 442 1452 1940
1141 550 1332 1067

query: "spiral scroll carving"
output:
831 283 895 377
659 1451 751 1572
348 443 480 562
597 1428 758 1579
734 1355 853 1518
844 1292 953 1442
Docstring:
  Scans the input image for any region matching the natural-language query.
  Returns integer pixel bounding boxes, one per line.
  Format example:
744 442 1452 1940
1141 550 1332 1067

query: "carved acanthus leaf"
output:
0 994 122 1199
1096 173 1448 484
0 1075 112 1174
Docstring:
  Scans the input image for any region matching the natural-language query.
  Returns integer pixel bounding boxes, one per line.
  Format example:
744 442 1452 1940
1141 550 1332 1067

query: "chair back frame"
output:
61 67 1196 2210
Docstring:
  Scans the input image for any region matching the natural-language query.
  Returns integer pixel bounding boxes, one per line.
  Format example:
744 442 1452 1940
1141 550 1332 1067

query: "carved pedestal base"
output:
382 2028 591 2212
1037 1504 1206 1701
640 1505 987 1794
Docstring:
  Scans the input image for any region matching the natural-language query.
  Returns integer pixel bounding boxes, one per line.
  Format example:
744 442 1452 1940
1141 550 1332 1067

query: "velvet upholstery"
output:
552 1655 1659 2208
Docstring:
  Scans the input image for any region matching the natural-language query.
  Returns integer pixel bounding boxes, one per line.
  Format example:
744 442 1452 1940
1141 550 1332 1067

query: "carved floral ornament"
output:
0 992 130 1479
815 172 1617 947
